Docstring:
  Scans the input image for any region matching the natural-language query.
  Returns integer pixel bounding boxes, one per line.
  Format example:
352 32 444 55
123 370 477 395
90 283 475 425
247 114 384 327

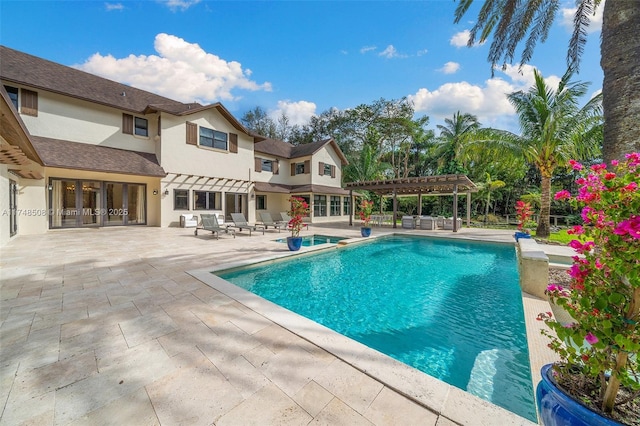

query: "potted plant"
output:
514 200 534 241
359 199 374 237
286 196 309 251
536 154 640 425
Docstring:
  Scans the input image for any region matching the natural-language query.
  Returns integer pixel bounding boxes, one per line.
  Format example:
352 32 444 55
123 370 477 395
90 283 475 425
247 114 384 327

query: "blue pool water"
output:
217 235 536 421
274 234 346 246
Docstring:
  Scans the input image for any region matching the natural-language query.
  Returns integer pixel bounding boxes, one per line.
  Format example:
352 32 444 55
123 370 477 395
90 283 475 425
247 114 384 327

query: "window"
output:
174 189 188 210
343 196 351 215
200 127 228 150
295 163 305 175
323 163 332 176
330 196 341 216
134 117 148 137
261 159 273 172
256 195 267 210
314 195 327 217
4 86 18 110
194 191 221 210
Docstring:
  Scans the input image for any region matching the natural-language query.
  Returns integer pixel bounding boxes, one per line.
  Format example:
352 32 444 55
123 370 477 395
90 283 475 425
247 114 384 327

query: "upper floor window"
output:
4 86 18 110
319 161 335 178
324 163 332 176
261 159 273 172
134 117 148 137
200 127 228 150
123 114 148 137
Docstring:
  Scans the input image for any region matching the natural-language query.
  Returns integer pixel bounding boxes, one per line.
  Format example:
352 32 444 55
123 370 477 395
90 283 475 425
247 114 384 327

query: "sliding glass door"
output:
49 179 146 228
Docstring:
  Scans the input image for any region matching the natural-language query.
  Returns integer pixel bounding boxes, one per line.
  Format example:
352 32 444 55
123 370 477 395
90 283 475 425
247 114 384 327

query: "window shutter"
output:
331 165 336 178
304 160 310 174
255 157 262 172
20 89 38 116
273 161 279 175
291 164 296 176
318 162 324 176
186 122 197 145
122 113 133 134
229 133 238 153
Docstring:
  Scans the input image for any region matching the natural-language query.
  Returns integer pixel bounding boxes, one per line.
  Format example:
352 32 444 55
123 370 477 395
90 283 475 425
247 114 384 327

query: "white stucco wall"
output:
16 86 159 154
0 164 10 247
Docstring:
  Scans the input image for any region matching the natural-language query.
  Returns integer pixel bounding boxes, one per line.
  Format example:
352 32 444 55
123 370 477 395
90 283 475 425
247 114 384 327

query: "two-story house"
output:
0 45 350 247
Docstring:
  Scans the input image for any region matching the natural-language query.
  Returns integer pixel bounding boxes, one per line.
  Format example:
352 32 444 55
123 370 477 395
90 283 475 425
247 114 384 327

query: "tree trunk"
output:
537 175 551 238
601 1 640 163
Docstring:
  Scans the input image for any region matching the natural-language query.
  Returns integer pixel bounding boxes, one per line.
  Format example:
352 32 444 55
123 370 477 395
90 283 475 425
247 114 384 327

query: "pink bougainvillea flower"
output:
567 225 584 235
585 332 599 345
622 182 638 192
611 159 619 167
569 159 583 171
590 163 607 172
613 216 640 239
604 172 616 180
554 190 571 200
547 284 563 292
625 152 640 166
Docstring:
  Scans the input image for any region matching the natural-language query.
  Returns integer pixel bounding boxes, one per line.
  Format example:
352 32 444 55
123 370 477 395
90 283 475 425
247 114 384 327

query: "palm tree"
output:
434 111 481 174
453 0 639 163
478 173 506 224
505 69 603 237
343 143 389 183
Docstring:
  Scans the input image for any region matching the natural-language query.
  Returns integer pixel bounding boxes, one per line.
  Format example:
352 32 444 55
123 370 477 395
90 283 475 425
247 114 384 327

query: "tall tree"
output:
241 106 277 138
434 111 481 174
453 0 639 163
505 69 603 237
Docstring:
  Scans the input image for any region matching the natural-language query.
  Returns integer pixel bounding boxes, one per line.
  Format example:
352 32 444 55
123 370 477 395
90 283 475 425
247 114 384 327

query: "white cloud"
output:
379 45 406 59
105 3 124 11
360 46 377 54
75 33 272 104
408 64 562 131
270 100 317 126
159 0 201 11
561 0 604 33
438 62 460 74
450 30 471 47
416 49 428 57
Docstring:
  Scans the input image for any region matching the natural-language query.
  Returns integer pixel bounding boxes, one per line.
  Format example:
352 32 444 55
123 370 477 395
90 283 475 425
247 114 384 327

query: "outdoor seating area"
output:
194 214 235 239
258 212 284 232
229 212 265 236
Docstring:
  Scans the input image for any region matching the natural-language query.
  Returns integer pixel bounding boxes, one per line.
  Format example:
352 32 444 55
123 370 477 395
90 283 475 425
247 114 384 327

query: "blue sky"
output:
1 0 604 133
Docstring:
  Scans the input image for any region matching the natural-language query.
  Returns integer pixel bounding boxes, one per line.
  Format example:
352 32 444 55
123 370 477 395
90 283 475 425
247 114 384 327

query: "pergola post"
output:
453 184 459 232
349 189 353 226
392 190 397 229
417 193 422 216
466 190 471 227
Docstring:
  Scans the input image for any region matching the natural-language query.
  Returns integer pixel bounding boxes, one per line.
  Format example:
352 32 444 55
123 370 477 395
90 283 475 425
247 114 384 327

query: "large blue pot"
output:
361 227 372 237
536 364 623 426
287 236 303 251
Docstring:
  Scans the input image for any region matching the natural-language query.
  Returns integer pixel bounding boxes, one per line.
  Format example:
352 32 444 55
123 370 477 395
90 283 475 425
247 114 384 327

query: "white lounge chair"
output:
258 212 283 232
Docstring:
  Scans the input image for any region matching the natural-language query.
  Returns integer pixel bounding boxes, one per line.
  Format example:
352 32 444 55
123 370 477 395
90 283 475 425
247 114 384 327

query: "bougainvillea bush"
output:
358 199 374 228
287 196 309 237
538 153 640 421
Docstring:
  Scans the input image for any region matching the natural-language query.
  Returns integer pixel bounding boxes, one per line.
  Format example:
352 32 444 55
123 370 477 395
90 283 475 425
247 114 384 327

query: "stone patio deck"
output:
0 223 560 425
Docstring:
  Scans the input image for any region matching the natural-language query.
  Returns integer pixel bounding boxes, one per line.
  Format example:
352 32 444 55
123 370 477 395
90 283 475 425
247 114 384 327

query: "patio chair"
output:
279 212 309 231
258 212 283 232
195 214 235 239
229 213 265 236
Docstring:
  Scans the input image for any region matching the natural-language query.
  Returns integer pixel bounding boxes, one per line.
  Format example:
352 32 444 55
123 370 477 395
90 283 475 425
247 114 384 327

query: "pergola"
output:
345 174 478 232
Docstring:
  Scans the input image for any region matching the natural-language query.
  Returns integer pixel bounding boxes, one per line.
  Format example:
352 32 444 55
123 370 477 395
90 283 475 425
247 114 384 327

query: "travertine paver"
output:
0 224 549 425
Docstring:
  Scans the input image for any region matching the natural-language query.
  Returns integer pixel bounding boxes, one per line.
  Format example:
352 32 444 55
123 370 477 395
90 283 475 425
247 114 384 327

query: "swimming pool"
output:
216 235 536 421
274 234 346 246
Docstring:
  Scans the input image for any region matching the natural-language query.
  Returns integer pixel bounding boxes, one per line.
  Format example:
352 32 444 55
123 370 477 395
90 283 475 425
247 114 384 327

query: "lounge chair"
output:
279 212 309 231
195 214 235 239
258 212 283 232
229 213 265 236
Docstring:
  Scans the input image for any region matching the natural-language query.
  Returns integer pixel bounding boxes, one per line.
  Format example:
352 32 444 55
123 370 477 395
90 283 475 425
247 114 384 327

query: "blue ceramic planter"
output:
514 231 532 242
286 236 303 251
361 227 371 237
536 364 622 426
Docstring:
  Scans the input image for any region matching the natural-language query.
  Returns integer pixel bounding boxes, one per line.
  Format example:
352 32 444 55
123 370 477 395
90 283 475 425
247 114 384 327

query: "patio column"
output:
417 193 422 216
452 184 459 232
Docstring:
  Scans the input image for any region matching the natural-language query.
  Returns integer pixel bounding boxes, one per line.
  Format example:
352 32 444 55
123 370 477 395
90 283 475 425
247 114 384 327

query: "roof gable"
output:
254 137 348 165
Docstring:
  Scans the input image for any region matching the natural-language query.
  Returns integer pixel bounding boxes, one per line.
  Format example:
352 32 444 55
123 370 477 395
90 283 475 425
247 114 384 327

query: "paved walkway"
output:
0 224 554 425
